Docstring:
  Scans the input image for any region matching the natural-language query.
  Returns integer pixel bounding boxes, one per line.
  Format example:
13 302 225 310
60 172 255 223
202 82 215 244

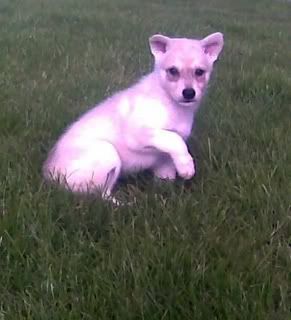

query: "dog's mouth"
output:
179 99 196 105
184 99 194 103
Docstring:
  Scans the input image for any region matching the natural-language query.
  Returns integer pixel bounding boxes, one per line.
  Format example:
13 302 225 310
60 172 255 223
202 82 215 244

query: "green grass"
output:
1 0 291 318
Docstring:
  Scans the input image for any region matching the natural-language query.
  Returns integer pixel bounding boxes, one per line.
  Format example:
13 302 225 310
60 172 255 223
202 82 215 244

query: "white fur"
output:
43 32 224 199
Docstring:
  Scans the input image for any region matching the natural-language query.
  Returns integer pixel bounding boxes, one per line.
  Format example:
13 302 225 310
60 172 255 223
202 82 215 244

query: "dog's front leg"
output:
139 129 195 180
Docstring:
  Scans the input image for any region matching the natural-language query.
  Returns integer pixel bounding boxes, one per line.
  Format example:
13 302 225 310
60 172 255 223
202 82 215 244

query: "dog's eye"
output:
195 68 205 77
167 67 180 77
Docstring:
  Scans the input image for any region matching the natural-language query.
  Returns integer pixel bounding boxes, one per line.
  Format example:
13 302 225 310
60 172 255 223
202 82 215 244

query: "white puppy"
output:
43 32 224 200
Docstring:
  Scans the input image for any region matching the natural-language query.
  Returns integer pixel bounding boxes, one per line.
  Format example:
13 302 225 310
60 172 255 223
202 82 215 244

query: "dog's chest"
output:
167 111 194 140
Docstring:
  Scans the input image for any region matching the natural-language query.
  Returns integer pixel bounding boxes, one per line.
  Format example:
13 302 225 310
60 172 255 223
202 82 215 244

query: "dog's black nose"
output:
182 88 196 100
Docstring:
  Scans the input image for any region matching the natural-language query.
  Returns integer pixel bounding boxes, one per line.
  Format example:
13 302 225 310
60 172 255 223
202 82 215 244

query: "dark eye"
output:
167 67 180 77
195 68 205 77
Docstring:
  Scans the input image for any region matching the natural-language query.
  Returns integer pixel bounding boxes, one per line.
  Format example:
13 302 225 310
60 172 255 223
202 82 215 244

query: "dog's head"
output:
149 32 224 107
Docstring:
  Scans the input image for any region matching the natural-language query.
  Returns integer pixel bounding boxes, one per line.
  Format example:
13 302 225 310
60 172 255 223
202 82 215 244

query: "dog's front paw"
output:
176 155 195 180
154 165 176 180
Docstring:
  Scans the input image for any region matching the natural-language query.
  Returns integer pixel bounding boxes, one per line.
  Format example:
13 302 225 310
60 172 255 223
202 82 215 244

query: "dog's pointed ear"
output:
149 34 170 58
201 32 224 63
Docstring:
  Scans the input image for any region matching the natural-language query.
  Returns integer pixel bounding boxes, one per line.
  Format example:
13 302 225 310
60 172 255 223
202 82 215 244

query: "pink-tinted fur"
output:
43 32 224 200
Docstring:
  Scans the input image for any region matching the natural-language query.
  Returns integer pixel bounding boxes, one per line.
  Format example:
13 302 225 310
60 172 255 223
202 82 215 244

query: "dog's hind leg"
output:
51 140 122 200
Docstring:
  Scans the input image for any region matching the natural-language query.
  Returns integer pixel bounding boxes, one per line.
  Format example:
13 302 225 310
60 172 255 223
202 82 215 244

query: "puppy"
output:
43 32 224 201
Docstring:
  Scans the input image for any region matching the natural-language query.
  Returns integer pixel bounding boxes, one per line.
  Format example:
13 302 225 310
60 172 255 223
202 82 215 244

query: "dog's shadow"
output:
114 168 196 205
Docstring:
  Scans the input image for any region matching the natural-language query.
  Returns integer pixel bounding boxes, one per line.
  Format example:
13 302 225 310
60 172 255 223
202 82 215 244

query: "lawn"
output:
0 0 291 318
